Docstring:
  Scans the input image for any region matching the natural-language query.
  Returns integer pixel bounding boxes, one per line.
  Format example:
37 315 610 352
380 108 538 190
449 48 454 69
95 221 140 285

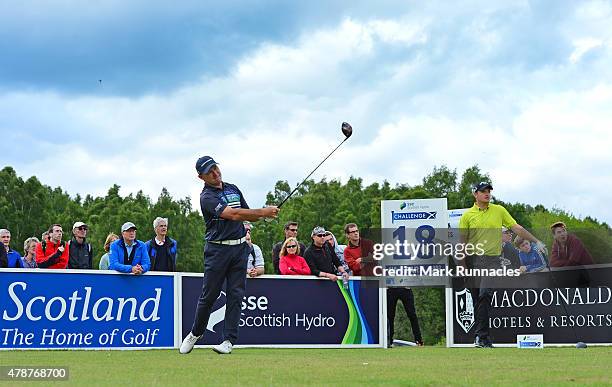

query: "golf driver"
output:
277 122 353 209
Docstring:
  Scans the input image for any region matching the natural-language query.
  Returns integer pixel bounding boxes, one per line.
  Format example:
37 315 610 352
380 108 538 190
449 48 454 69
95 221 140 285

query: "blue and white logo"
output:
391 211 437 223
206 291 227 333
517 334 544 348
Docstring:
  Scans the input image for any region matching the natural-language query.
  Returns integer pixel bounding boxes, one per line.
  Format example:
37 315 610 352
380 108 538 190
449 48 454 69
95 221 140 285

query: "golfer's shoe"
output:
179 332 201 354
474 336 494 348
212 340 233 354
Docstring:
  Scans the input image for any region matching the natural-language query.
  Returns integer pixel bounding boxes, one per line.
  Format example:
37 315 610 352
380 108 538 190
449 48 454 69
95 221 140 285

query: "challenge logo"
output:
519 341 542 348
455 288 475 334
391 211 437 223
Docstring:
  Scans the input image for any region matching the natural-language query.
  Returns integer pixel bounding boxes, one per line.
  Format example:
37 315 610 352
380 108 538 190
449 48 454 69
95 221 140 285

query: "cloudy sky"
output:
2 0 612 224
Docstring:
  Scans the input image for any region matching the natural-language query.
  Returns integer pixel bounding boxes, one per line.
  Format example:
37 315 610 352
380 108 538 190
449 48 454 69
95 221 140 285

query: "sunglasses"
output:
347 230 359 234
316 234 326 238
286 245 297 249
77 227 88 231
288 228 298 232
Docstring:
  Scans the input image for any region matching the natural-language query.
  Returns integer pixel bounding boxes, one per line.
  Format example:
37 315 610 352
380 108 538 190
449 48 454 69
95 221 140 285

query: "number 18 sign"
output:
380 198 449 287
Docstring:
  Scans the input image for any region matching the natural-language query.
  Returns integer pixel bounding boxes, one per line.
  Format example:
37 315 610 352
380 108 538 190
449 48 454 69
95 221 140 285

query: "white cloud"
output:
366 19 429 45
2 6 612 225
570 38 604 63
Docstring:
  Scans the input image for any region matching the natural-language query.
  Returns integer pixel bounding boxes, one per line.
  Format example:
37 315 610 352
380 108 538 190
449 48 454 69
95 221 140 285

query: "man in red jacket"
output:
36 224 69 269
550 221 594 267
343 223 374 276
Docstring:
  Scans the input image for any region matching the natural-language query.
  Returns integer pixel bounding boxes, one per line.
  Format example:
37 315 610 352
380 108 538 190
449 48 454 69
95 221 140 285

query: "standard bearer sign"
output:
380 198 449 287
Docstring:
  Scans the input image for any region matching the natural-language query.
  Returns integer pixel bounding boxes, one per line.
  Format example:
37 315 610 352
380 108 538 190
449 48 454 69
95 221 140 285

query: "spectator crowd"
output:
0 217 177 274
0 218 596 276
0 216 596 348
0 218 379 278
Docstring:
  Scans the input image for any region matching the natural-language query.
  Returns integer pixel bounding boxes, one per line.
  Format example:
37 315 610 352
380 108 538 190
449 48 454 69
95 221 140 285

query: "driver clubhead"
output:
341 122 353 138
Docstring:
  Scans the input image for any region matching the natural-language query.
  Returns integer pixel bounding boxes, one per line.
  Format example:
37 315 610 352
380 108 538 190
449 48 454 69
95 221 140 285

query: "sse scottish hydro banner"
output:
1 271 176 349
181 275 383 347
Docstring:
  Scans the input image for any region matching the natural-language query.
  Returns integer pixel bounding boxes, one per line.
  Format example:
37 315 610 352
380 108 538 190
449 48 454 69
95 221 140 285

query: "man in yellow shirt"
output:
459 182 545 347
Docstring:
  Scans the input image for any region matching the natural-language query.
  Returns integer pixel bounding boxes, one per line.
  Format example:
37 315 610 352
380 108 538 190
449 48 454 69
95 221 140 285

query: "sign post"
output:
380 199 449 287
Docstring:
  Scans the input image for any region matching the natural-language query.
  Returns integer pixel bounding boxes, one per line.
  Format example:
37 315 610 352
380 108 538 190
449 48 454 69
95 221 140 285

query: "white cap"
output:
121 222 137 232
73 221 87 230
311 226 326 237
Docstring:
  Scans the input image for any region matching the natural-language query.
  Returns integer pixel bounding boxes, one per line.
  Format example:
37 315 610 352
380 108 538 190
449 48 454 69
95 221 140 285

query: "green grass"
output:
2 347 611 386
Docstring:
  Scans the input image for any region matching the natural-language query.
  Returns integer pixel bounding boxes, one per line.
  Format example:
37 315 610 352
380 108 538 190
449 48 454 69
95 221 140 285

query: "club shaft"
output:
277 137 348 208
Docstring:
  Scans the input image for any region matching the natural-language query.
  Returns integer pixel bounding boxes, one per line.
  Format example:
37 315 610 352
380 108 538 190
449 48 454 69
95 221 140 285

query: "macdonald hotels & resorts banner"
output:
449 266 612 346
181 275 384 347
0 270 176 349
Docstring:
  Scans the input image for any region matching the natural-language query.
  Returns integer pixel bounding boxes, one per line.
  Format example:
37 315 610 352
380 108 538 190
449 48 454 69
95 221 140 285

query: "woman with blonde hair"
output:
99 233 119 270
22 237 40 268
279 237 311 275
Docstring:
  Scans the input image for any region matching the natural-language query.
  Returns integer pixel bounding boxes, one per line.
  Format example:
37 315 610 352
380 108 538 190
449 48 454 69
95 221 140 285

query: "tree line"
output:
1 165 610 344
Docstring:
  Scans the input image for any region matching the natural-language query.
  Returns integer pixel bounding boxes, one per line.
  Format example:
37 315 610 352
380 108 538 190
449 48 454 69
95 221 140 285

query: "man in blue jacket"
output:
145 217 177 272
0 229 23 268
109 222 150 274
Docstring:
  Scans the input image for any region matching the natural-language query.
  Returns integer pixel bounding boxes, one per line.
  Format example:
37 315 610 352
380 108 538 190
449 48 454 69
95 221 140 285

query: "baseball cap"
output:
473 182 493 193
311 226 326 236
550 221 566 230
72 221 87 230
195 156 218 175
121 222 137 232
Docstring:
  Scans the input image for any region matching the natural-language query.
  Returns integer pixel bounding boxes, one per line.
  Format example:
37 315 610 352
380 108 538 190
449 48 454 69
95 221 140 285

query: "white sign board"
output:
448 208 469 229
380 199 449 287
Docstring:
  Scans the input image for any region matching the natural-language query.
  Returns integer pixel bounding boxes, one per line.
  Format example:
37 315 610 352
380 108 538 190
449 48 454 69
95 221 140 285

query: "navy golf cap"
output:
473 182 493 193
195 156 218 175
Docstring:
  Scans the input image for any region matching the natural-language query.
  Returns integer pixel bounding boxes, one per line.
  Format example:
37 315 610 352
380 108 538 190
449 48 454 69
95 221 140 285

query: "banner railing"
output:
0 269 385 350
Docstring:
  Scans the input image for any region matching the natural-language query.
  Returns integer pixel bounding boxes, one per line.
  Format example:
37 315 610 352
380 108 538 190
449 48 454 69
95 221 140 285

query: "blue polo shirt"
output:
200 182 249 242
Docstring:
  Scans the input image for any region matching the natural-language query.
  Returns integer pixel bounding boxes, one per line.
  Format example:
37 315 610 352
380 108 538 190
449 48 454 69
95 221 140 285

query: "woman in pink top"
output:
279 237 311 275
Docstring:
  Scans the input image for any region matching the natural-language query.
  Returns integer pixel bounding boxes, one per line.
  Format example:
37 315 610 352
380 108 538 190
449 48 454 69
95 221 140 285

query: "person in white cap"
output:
108 222 150 275
67 221 93 269
303 226 349 281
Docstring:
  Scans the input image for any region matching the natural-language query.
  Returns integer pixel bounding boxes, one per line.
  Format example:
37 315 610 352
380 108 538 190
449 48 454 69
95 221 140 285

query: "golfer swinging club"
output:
180 156 279 354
